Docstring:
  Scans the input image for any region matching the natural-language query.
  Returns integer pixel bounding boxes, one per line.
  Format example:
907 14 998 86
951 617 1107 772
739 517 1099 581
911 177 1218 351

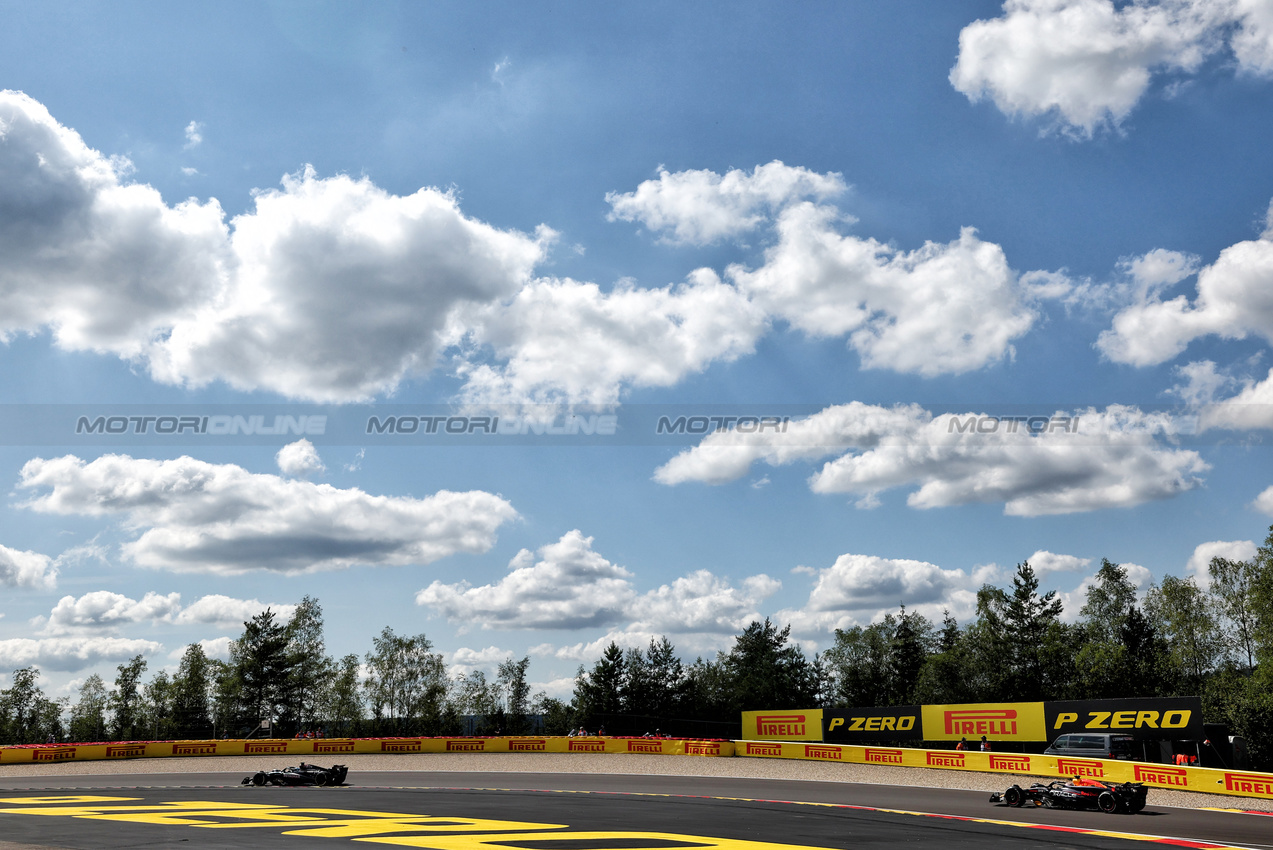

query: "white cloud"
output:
448 645 514 675
1186 539 1258 589
605 161 846 245
276 439 325 477
150 166 551 402
416 529 636 631
0 637 162 671
42 591 181 634
777 553 981 635
37 591 293 634
728 204 1041 375
418 529 780 639
0 543 57 590
1254 485 1273 516
173 594 297 626
1176 364 1273 431
0 90 229 358
951 0 1273 136
183 120 203 149
1098 213 1273 367
17 453 517 574
1028 549 1092 576
457 268 767 405
655 402 1208 516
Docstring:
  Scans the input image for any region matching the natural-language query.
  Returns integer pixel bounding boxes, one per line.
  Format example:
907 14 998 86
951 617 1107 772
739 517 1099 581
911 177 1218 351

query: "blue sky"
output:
3 0 1273 701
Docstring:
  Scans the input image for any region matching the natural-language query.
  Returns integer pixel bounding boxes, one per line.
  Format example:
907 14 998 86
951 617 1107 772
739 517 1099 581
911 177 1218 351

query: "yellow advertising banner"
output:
733 740 1273 801
0 736 733 765
920 702 1047 742
740 709 824 741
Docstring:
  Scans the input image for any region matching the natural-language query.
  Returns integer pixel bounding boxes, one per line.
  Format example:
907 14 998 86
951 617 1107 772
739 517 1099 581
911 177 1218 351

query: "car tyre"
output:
1004 786 1023 807
251 772 266 787
1097 791 1118 813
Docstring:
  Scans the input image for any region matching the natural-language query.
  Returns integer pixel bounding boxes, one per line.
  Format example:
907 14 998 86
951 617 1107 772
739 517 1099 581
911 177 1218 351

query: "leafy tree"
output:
681 656 731 721
172 643 212 737
623 637 685 719
887 607 934 704
824 622 892 707
108 655 148 741
572 642 625 722
282 596 333 732
1 668 64 744
1075 559 1138 697
722 619 817 711
497 656 532 734
531 694 574 734
209 658 242 738
141 671 176 740
364 627 447 734
236 608 290 732
319 653 365 737
1144 575 1224 691
1210 556 1262 670
69 674 109 742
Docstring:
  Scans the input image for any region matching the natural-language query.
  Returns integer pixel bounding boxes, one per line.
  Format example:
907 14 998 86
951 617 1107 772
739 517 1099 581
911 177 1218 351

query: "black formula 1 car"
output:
242 763 349 787
990 778 1148 813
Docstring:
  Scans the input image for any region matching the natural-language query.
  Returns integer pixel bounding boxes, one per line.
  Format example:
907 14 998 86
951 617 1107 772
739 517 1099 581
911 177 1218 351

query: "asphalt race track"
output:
0 770 1269 850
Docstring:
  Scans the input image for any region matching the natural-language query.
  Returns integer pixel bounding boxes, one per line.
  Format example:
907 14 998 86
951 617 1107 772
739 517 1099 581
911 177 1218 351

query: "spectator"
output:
955 737 967 751
979 736 992 752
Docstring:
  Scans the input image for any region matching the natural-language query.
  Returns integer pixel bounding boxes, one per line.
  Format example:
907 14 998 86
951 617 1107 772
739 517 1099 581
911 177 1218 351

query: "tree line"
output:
3 527 1272 769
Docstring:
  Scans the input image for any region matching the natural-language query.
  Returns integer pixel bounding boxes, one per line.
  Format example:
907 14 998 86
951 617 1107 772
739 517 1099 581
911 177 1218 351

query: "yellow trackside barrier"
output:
734 740 1273 801
0 736 733 765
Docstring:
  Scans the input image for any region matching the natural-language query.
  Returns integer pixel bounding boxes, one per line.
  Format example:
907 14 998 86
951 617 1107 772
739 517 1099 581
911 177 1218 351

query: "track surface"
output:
0 770 1267 850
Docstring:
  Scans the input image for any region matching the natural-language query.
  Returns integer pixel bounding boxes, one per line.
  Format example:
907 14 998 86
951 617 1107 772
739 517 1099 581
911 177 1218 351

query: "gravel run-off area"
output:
1 752 1269 813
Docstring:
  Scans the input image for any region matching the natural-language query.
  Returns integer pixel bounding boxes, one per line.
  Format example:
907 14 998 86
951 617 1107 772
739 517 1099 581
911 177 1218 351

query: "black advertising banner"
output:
1044 697 1204 740
822 706 923 742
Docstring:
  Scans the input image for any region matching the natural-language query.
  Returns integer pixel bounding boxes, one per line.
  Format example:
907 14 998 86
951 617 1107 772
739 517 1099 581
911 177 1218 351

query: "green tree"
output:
1144 575 1224 691
172 643 212 737
1210 556 1262 670
572 642 626 723
364 627 447 735
141 671 176 740
824 621 892 707
319 653 365 737
69 674 109 742
722 619 817 712
1 668 65 744
497 656 532 734
108 655 148 741
209 658 242 738
282 596 333 733
624 637 685 719
235 609 289 733
1075 559 1138 698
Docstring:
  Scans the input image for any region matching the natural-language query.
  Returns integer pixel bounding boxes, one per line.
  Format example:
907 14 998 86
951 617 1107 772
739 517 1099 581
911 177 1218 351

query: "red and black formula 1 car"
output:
990 777 1148 813
242 762 349 787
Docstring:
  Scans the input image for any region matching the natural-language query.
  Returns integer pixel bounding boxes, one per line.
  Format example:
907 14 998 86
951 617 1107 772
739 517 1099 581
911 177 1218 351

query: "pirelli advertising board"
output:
1044 697 1204 740
822 705 922 743
921 701 1047 742
740 709 823 741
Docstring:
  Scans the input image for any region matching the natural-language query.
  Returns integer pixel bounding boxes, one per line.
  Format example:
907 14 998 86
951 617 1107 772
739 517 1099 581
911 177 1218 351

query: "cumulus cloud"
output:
727 205 1041 375
276 439 325 477
605 161 846 245
37 590 294 634
457 269 767 405
42 591 181 634
0 637 162 671
172 594 297 626
1028 550 1092 576
418 529 780 637
951 0 1273 136
655 401 1208 516
416 530 636 631
1098 212 1273 367
778 553 983 635
1253 485 1273 516
0 90 228 357
3 93 1057 403
17 453 517 574
1186 539 1258 588
0 543 57 590
1169 362 1273 431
